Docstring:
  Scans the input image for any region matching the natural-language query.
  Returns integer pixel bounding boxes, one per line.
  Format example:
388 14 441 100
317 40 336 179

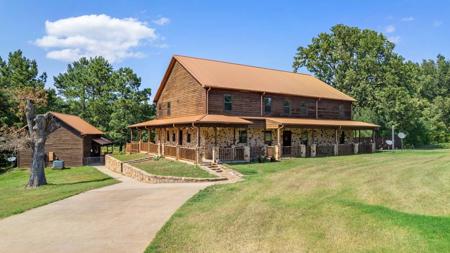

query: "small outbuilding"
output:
17 112 112 168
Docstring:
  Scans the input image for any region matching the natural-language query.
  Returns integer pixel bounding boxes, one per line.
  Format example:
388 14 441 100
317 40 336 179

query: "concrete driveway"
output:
0 166 212 253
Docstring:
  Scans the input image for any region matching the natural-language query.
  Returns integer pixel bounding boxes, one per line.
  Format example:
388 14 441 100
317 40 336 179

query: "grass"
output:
0 166 117 219
147 149 450 253
133 158 217 178
112 152 147 161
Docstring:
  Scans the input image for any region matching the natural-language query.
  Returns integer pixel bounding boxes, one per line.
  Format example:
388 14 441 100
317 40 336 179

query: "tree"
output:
54 57 153 146
24 99 59 187
292 24 435 145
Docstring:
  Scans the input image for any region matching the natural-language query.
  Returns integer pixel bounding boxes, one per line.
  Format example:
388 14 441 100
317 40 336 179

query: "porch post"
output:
138 128 142 152
175 126 180 160
276 127 281 160
372 129 376 152
161 128 165 156
334 129 338 156
212 127 218 162
196 126 201 164
358 129 361 143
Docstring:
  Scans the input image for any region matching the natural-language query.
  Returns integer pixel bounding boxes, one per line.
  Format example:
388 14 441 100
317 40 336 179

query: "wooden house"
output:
17 112 111 167
127 55 379 163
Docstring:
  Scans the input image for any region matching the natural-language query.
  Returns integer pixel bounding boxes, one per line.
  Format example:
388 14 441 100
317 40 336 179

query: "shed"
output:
17 112 111 167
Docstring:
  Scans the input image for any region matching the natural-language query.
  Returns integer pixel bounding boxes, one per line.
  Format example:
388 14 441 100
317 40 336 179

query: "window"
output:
172 133 176 142
166 131 170 142
238 130 247 143
283 100 290 115
339 104 345 118
264 97 272 114
167 102 171 116
224 94 232 112
187 133 191 143
264 131 273 145
299 102 307 115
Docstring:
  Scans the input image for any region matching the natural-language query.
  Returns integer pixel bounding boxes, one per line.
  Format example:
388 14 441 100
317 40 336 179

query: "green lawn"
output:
0 166 117 219
112 152 148 161
147 150 450 253
133 159 217 178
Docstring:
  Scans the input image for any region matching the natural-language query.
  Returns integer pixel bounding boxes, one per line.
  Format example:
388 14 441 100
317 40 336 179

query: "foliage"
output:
293 25 450 144
54 57 154 145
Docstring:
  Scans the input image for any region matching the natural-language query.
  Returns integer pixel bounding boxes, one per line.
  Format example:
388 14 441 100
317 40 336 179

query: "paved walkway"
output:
0 166 212 253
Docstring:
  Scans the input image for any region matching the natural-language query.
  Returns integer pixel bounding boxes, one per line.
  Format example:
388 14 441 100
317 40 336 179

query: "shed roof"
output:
51 112 103 135
154 55 356 102
128 114 252 128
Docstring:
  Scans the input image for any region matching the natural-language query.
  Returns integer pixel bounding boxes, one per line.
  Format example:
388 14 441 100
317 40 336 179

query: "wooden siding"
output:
18 121 86 168
157 61 206 118
208 88 351 120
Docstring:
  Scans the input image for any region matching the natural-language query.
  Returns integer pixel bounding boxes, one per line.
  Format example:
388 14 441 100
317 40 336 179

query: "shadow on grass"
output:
338 200 450 250
47 177 111 186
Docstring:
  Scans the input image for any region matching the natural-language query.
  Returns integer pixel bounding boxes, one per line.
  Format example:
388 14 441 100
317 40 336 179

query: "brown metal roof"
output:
51 112 104 135
264 117 379 129
93 137 113 145
154 55 356 102
128 114 252 128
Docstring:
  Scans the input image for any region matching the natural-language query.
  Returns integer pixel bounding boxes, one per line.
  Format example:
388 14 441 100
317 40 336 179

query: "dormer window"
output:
264 97 272 114
224 94 232 112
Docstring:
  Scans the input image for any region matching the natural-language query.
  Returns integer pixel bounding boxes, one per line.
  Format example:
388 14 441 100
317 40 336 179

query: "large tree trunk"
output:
25 100 59 188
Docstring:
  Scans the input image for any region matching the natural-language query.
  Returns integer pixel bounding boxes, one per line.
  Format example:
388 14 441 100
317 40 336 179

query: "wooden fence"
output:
316 145 334 157
281 146 302 157
359 143 373 154
149 143 159 154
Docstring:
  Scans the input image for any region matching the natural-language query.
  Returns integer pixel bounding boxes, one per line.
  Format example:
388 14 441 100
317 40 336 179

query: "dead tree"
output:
25 100 59 188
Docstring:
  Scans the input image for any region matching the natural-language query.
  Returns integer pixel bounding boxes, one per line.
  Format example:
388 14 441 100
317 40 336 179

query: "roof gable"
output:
154 55 356 102
50 112 103 135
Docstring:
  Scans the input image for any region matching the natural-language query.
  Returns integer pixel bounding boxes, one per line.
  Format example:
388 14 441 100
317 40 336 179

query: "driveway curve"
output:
0 166 212 253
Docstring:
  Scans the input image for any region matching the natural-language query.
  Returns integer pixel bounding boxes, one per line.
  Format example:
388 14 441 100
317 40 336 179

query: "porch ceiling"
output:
128 114 252 128
265 117 379 130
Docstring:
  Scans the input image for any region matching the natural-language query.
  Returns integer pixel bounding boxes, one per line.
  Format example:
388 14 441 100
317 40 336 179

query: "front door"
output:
178 130 183 145
283 131 292 146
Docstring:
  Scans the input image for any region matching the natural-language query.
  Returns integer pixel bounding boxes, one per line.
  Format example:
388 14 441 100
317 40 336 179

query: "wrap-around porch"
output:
126 115 379 164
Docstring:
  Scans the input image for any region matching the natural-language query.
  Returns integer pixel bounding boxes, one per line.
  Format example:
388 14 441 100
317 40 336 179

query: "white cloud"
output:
153 17 170 26
388 36 400 44
433 20 443 27
385 25 396 33
35 14 158 63
401 16 415 22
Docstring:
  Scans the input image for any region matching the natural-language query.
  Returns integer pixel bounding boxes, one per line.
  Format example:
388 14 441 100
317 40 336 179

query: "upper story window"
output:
264 97 272 114
339 104 345 118
224 94 232 112
300 102 307 115
238 130 247 143
167 102 171 116
283 100 290 115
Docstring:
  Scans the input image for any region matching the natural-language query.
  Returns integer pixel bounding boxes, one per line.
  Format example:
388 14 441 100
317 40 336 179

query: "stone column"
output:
354 143 359 154
371 143 376 153
334 144 338 156
311 144 317 157
300 144 306 157
274 144 280 161
244 145 250 162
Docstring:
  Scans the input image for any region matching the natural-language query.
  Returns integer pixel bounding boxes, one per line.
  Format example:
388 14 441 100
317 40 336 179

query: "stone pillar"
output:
371 143 376 153
244 145 250 162
157 140 161 156
300 144 306 158
334 144 338 156
274 144 280 161
195 147 201 164
176 146 180 160
354 143 359 154
311 144 317 157
161 143 165 156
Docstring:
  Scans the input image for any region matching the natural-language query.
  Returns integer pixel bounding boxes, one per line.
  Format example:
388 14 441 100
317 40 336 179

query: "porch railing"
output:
217 147 246 161
141 142 149 152
316 144 334 157
126 142 139 153
149 143 159 154
179 147 196 161
359 143 373 154
338 144 353 156
281 146 302 157
266 146 276 158
250 146 265 160
164 145 177 158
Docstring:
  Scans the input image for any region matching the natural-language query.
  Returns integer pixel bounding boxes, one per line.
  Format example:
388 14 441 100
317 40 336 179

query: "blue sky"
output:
1 0 449 98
